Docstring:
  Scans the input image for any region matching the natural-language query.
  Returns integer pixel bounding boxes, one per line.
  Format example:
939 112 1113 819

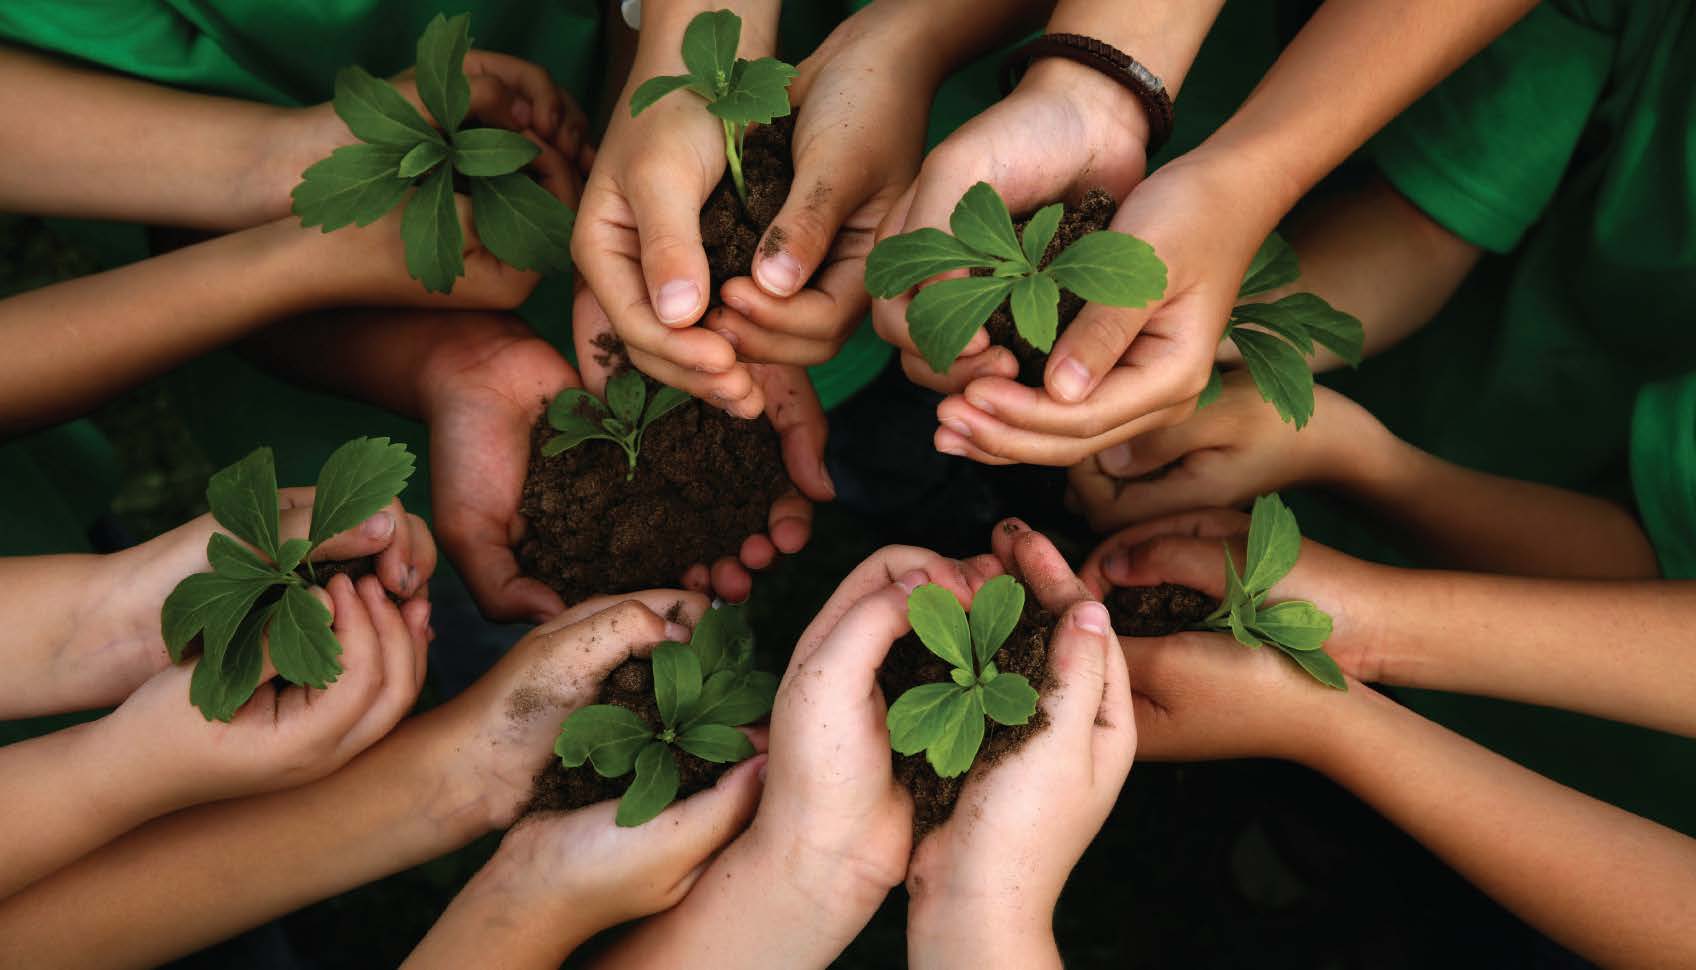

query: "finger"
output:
287 504 397 564
339 575 422 746
960 365 1207 441
751 157 878 299
629 345 759 417
1096 611 1137 779
403 597 433 692
897 344 1012 395
722 236 872 345
792 550 969 669
958 553 1006 595
709 557 752 604
626 167 712 327
1041 601 1116 746
801 582 916 693
1101 533 1241 597
460 74 524 131
648 754 766 882
463 51 562 136
571 283 619 397
518 132 578 208
702 305 837 366
305 574 382 720
1043 300 1148 404
992 520 1094 613
681 564 711 594
739 533 777 571
1078 507 1253 594
933 424 1016 466
528 600 677 683
760 368 834 502
542 589 708 637
937 393 1194 468
1093 455 1253 526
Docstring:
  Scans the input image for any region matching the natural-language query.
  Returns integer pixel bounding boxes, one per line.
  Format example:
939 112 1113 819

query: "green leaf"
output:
617 741 682 827
687 604 752 677
468 172 575 274
1230 303 1313 355
1219 543 1252 619
675 723 756 763
991 260 1030 279
397 139 449 179
402 164 464 293
275 538 312 576
161 570 278 665
308 437 415 551
206 447 281 562
555 704 656 776
907 583 972 670
1243 493 1302 596
950 668 975 688
1010 272 1061 352
1238 232 1300 299
887 682 965 755
968 575 1024 670
414 13 472 131
332 65 439 148
1243 293 1365 367
1045 230 1167 308
188 600 274 722
1227 602 1262 648
681 9 741 91
606 371 647 426
1197 367 1224 408
1282 645 1348 690
205 533 281 589
980 672 1038 726
708 57 797 126
1252 600 1333 651
1231 327 1316 429
292 144 411 231
863 228 997 298
629 73 697 116
907 275 1016 374
950 182 1024 263
643 385 692 427
686 669 776 729
651 641 703 729
450 128 541 177
926 689 986 778
268 585 342 688
1021 203 1064 266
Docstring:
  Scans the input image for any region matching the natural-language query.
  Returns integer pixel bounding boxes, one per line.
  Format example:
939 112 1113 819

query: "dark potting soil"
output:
877 598 1056 839
526 657 726 814
1107 583 1218 638
702 115 794 291
983 189 1118 386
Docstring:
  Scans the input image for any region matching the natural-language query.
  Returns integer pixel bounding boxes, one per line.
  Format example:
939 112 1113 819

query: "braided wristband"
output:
1002 33 1174 155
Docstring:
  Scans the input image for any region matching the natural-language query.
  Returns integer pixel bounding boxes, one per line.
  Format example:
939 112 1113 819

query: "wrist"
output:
243 105 336 227
908 893 1058 970
1017 58 1151 166
732 821 896 942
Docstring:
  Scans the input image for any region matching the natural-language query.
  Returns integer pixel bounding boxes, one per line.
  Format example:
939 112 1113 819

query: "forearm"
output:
908 898 1061 970
1316 687 1696 969
404 867 588 970
0 555 131 718
828 0 1051 95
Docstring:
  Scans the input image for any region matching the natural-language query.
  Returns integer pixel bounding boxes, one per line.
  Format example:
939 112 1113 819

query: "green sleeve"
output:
1372 5 1613 253
1631 373 1696 580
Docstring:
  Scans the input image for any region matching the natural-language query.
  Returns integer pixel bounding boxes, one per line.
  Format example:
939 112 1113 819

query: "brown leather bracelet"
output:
1002 33 1175 155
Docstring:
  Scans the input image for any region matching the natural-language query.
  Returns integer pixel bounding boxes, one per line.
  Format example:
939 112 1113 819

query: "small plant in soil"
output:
866 182 1167 374
542 371 691 479
161 437 415 721
1198 232 1365 428
886 575 1041 778
553 604 776 827
292 13 575 293
629 9 797 205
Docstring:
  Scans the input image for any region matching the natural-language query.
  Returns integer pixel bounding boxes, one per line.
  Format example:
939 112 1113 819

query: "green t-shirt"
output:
1632 373 1696 579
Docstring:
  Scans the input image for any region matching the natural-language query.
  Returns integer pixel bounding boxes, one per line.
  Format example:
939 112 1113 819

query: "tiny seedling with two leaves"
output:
293 13 575 293
865 182 1167 374
1193 493 1346 690
628 9 797 206
555 605 777 827
542 371 692 480
886 575 1041 778
1198 233 1365 428
161 438 415 721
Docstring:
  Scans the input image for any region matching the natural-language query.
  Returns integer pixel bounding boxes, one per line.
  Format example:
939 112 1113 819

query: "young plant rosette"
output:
542 371 691 480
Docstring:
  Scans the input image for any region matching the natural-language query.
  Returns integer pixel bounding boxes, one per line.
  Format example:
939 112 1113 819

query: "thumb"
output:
759 365 835 501
648 754 765 863
281 504 400 563
752 158 871 298
571 282 617 396
1041 601 1116 746
1100 534 1241 598
1045 301 1146 404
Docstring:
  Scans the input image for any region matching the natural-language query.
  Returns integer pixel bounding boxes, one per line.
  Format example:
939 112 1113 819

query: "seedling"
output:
628 9 797 205
293 14 575 293
886 575 1041 777
542 372 691 479
555 604 776 827
161 438 416 721
865 182 1167 374
1197 233 1365 428
1192 493 1346 689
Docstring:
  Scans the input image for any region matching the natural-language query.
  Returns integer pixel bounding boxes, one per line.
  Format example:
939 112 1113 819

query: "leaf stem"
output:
722 119 748 206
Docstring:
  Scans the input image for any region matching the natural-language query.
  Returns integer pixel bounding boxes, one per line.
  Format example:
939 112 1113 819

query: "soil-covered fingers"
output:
760 365 834 503
797 581 917 693
631 345 762 418
538 590 709 641
791 552 969 671
1039 601 1120 749
569 281 753 409
991 519 1093 614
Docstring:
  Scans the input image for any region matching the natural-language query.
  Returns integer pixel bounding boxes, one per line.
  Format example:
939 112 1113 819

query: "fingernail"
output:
817 460 837 500
664 621 692 643
362 511 396 540
1073 601 1111 636
404 565 418 595
942 418 972 438
896 570 928 594
1002 517 1030 534
656 280 701 324
967 395 996 417
712 327 740 350
938 440 966 457
1103 552 1129 578
755 252 804 296
723 293 751 316
1051 357 1093 403
1098 442 1135 476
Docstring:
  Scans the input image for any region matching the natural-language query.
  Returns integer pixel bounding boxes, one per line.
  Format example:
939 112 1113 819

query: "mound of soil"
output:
526 657 727 814
702 115 794 289
1107 583 1218 637
877 598 1056 839
983 189 1118 385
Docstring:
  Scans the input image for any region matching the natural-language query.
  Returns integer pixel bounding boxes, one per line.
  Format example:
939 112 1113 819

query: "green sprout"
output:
541 371 691 480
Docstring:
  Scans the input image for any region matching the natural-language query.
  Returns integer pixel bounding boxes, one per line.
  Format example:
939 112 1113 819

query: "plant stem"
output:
722 119 748 206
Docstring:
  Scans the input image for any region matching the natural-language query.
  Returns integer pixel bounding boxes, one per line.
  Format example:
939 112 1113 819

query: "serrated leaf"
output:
1244 494 1302 596
1231 327 1315 428
402 164 463 293
292 144 411 231
268 585 342 688
630 73 696 116
907 583 971 670
643 385 692 426
1238 232 1300 299
333 65 439 147
1252 600 1333 651
968 575 1024 670
980 671 1038 726
469 172 575 274
606 371 647 426
676 723 756 763
908 275 1015 374
950 182 1024 263
451 128 541 177
415 13 472 132
651 641 703 729
887 682 965 755
397 139 449 179
188 600 274 722
682 9 741 91
206 447 281 562
1265 293 1365 367
708 57 797 126
926 689 985 778
307 436 415 551
1010 272 1061 352
206 532 283 583
161 571 278 666
863 228 996 298
1283 645 1348 690
617 741 681 827
1021 203 1064 266
686 669 776 729
1046 230 1166 307
1197 367 1224 408
1230 303 1313 355
555 704 656 776
275 538 312 576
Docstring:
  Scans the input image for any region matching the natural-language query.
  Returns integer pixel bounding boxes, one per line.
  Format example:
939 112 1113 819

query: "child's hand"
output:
1066 372 1384 532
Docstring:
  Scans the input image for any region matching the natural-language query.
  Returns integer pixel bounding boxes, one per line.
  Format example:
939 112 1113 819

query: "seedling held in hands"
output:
1193 494 1346 689
886 575 1041 777
1197 233 1365 428
555 605 777 827
628 9 797 205
161 438 416 721
293 14 575 293
542 372 691 480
